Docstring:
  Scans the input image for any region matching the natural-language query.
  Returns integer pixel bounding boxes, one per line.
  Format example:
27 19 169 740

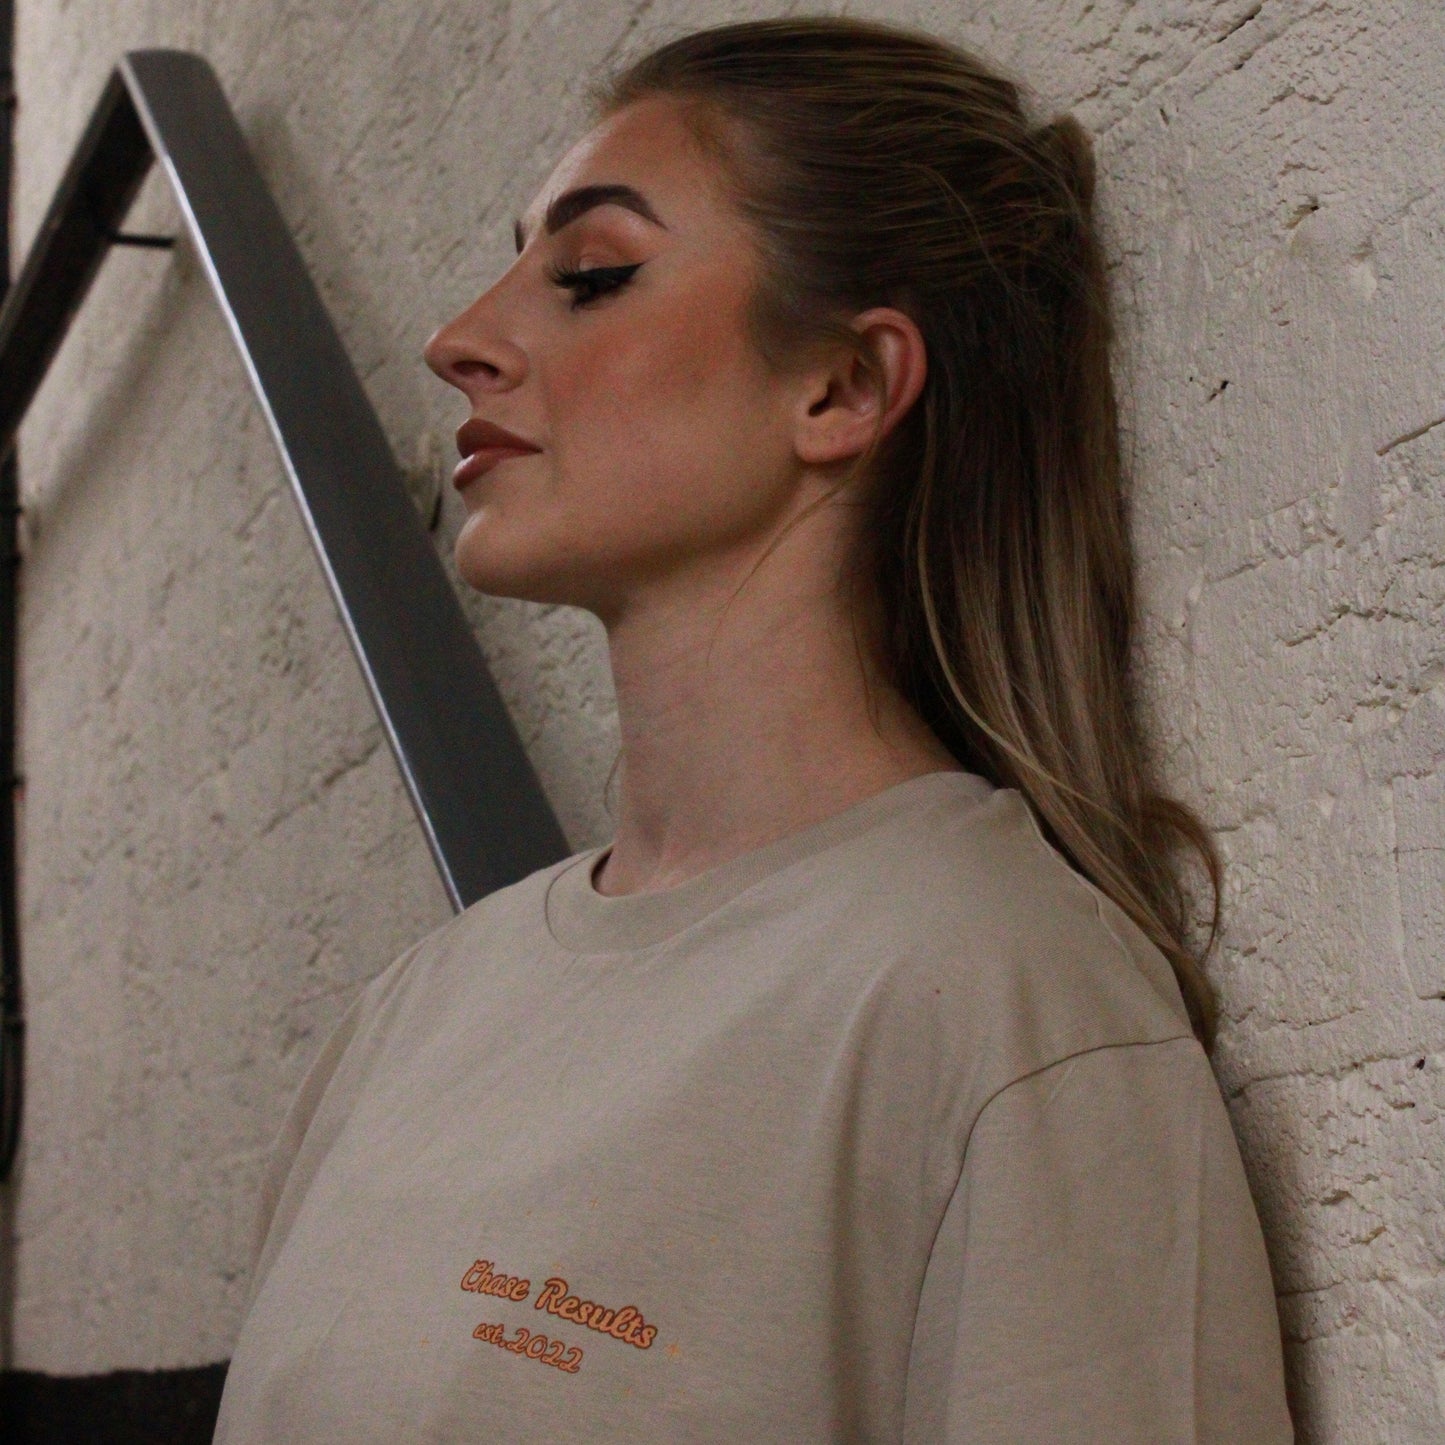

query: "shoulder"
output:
333 849 590 1054
768 775 1197 1113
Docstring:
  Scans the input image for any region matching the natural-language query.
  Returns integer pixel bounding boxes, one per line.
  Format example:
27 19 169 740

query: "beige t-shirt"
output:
215 771 1292 1442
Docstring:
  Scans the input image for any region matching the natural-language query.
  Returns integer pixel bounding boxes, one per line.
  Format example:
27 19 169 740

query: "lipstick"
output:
453 417 541 490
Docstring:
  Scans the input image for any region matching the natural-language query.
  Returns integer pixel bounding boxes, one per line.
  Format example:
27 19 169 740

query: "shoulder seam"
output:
961 1032 1198 1169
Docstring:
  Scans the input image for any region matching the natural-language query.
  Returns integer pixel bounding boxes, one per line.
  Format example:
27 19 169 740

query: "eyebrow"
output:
513 183 667 254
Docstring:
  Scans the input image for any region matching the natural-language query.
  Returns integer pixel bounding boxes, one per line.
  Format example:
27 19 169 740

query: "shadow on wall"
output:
0 1363 226 1442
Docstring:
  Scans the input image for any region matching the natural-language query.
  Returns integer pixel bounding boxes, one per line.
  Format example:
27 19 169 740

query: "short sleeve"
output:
902 1036 1293 1443
245 937 429 1296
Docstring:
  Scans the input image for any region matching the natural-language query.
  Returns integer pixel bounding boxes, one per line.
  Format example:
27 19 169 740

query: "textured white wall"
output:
7 1 1442 1437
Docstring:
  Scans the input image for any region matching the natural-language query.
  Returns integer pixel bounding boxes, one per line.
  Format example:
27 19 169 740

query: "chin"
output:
455 549 550 603
454 512 535 596
454 530 598 612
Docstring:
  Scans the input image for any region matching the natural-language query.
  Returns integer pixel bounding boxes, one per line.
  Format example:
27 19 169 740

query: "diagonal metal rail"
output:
0 47 570 904
0 49 571 1174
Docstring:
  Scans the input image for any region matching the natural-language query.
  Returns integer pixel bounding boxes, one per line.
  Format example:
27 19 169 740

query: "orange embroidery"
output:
473 1321 584 1374
535 1276 658 1350
460 1259 532 1303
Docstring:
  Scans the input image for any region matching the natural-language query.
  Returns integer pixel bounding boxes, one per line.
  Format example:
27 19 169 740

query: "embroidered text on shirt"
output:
461 1259 531 1302
534 1275 657 1349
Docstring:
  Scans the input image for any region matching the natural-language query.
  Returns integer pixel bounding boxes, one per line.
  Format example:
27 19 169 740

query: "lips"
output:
452 417 542 490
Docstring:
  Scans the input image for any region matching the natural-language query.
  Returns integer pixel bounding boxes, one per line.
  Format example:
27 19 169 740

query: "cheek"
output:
546 284 784 536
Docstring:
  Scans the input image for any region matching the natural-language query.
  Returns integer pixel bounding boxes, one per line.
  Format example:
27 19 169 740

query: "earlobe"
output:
793 307 927 468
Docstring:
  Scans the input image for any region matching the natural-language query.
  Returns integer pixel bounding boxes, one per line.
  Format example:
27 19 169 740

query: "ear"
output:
792 307 927 469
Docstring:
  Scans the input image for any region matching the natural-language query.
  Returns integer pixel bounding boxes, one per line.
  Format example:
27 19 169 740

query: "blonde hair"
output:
601 17 1221 1040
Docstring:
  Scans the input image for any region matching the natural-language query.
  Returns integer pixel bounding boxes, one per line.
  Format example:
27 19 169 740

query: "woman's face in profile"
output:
424 96 804 621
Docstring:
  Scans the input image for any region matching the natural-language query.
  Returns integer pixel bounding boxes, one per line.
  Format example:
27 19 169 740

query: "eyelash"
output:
545 262 642 309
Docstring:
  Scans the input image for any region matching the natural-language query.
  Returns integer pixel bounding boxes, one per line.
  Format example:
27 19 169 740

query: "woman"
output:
217 17 1292 1442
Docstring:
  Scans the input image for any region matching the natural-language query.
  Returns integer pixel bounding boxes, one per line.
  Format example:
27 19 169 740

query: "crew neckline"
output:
544 769 994 954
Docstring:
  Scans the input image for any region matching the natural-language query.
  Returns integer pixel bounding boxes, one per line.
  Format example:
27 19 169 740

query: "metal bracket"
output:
107 229 177 248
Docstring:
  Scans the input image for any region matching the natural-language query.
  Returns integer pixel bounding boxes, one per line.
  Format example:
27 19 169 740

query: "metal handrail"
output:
0 50 571 1177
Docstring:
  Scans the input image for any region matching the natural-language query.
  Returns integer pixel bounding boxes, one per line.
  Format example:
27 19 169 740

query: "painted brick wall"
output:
7 2 1442 1437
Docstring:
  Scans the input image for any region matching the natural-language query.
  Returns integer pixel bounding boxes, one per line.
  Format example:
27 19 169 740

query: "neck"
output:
592 529 961 896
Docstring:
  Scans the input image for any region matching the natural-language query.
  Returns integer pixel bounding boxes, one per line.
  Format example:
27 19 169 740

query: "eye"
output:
546 262 642 309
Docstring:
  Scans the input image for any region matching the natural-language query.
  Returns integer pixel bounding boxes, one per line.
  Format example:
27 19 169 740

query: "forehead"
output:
521 95 735 237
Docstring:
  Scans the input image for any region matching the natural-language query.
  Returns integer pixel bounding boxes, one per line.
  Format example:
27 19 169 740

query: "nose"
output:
422 287 529 397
